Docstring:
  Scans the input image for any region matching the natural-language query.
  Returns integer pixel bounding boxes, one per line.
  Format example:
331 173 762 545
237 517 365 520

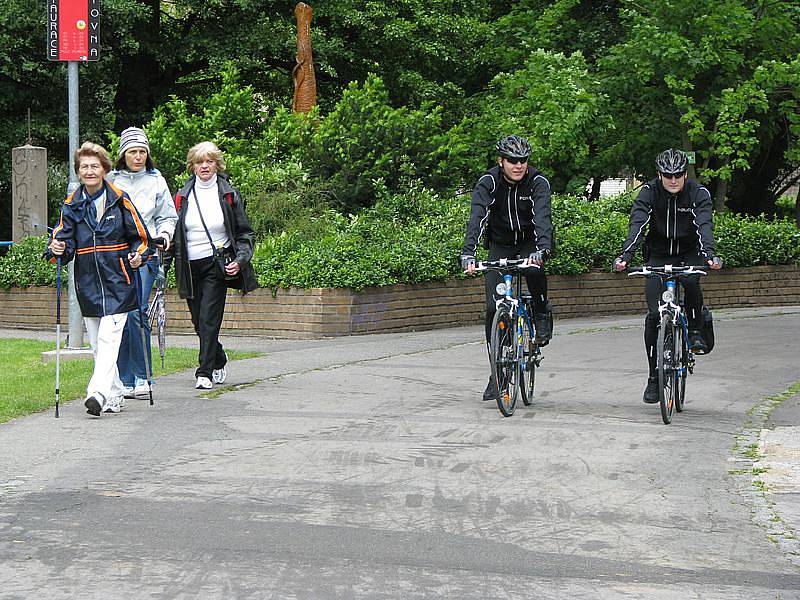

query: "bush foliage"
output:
0 235 56 288
5 193 797 291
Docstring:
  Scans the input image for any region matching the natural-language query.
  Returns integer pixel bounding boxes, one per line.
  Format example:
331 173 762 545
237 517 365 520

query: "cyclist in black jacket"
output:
614 148 722 403
461 135 553 402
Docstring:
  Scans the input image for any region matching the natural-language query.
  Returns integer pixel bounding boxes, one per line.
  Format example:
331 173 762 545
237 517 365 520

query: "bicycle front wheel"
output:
490 305 519 417
519 316 536 406
657 314 677 424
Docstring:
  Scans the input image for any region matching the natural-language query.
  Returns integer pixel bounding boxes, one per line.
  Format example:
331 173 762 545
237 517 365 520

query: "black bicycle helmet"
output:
496 135 531 159
655 148 688 175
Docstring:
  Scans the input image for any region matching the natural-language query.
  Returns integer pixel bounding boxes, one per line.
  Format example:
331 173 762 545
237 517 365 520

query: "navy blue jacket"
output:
47 181 152 317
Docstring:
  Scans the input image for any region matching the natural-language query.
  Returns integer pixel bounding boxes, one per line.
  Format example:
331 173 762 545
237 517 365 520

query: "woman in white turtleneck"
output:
108 127 177 399
172 142 257 390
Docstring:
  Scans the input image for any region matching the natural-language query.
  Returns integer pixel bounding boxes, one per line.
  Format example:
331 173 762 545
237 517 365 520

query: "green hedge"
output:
0 236 56 288
3 193 798 290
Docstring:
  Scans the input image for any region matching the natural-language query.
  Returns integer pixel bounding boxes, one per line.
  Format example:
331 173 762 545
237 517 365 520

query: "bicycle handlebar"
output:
628 265 707 278
475 258 542 273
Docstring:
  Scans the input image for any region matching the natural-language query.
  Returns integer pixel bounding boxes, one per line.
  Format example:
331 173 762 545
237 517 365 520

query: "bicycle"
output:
628 265 707 424
476 258 544 417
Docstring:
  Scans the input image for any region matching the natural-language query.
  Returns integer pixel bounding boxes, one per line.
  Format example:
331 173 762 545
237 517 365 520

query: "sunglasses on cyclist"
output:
504 156 529 165
660 171 686 180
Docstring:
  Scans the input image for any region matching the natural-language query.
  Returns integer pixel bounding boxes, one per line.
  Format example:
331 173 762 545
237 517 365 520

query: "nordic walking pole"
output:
55 256 62 418
133 262 154 406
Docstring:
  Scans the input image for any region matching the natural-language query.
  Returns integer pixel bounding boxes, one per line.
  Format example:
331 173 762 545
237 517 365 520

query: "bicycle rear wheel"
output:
674 322 687 413
519 316 536 406
490 305 519 417
657 314 677 424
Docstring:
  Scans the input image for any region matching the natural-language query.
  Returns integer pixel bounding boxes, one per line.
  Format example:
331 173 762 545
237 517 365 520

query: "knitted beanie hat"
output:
119 127 150 157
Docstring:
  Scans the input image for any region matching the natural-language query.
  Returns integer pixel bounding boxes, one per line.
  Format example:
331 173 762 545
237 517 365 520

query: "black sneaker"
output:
482 375 499 401
688 330 708 353
643 376 659 404
84 395 102 416
534 313 552 346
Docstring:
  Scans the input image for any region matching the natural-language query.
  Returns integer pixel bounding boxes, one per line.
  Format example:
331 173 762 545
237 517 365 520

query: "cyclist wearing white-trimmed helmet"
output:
614 148 722 404
461 135 554 403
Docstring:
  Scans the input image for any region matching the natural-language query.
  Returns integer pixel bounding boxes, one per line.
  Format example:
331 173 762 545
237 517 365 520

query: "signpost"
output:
47 0 100 349
47 0 100 62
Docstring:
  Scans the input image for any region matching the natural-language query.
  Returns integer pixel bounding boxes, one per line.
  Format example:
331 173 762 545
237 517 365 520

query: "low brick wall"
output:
1 265 798 338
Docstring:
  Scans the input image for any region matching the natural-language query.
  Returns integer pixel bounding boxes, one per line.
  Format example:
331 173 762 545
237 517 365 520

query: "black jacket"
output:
619 177 716 263
461 165 553 257
172 174 258 298
46 181 152 317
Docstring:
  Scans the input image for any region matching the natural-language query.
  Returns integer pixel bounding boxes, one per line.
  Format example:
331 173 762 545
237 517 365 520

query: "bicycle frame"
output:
629 264 706 423
476 258 543 416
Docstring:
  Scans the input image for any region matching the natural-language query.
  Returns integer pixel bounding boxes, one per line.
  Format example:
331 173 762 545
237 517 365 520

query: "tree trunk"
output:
714 178 728 213
795 186 800 227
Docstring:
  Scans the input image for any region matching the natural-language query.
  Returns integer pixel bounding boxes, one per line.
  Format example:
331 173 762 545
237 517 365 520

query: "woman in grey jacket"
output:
108 127 177 399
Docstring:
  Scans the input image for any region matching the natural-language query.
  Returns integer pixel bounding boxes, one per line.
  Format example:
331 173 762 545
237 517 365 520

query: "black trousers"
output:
186 256 229 379
484 241 548 344
643 253 704 375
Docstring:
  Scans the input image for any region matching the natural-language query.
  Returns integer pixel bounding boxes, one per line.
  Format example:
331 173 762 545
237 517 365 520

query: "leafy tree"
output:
447 49 615 194
597 1 800 213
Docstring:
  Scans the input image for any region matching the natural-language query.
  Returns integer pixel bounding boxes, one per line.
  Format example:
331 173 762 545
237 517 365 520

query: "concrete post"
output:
11 145 48 241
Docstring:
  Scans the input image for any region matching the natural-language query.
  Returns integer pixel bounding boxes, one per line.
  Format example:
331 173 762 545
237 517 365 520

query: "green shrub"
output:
307 74 449 211
254 183 467 291
3 195 798 290
0 235 56 288
244 160 335 240
775 195 797 221
715 213 800 267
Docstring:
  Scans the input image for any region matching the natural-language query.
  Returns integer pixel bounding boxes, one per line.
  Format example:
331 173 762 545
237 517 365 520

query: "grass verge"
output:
0 338 258 424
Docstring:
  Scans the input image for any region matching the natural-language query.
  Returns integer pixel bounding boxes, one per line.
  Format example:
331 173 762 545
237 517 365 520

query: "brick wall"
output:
1 265 797 338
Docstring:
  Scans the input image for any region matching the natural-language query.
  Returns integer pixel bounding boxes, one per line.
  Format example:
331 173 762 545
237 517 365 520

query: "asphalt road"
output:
1 306 799 599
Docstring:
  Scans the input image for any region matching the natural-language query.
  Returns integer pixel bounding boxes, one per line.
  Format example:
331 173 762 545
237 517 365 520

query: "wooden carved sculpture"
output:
292 2 317 114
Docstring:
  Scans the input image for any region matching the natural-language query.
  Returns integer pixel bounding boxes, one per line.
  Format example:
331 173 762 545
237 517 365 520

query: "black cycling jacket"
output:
461 165 553 257
619 177 716 264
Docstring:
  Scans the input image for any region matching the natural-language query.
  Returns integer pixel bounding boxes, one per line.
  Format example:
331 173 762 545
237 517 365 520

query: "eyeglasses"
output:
504 157 528 165
660 171 686 180
78 163 104 172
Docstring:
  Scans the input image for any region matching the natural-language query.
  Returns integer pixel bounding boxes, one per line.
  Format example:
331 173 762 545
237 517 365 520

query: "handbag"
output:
192 189 241 283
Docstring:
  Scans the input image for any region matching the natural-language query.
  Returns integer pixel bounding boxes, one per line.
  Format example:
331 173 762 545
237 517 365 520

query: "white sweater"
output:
184 175 230 260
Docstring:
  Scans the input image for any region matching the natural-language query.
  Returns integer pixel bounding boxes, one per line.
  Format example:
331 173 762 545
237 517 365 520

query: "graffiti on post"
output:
12 146 48 243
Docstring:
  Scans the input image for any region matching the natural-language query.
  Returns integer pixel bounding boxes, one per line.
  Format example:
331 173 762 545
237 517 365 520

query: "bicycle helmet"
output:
655 148 688 176
496 135 531 159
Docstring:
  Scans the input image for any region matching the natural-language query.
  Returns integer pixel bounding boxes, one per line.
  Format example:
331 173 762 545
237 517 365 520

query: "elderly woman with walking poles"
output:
108 127 177 400
46 141 152 417
172 141 258 390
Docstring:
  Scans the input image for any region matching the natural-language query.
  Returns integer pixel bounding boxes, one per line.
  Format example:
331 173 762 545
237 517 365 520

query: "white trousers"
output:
84 313 127 405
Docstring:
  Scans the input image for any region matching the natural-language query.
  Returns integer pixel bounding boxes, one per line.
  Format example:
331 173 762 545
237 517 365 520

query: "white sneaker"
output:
103 396 124 413
212 366 227 384
195 376 213 390
134 380 151 399
122 386 136 399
